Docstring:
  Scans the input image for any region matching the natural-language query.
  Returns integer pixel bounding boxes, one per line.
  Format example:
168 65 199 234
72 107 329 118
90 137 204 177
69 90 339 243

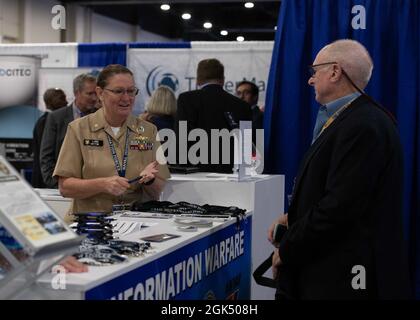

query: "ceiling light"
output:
274 26 277 30
182 13 191 20
160 4 170 11
244 2 254 8
236 36 245 42
203 22 212 29
220 30 228 36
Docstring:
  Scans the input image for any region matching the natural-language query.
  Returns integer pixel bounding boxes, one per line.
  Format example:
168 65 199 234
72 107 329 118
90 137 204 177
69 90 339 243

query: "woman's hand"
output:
139 161 159 185
59 256 88 273
101 176 130 196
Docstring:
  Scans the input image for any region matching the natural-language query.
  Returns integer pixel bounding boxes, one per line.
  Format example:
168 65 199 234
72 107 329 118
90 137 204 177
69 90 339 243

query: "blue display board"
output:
85 216 252 300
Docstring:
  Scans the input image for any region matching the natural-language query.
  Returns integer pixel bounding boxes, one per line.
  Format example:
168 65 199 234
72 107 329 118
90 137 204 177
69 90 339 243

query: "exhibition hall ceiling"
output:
61 0 281 41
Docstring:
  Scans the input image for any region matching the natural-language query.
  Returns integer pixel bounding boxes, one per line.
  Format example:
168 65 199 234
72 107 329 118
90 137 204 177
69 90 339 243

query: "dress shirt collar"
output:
323 92 361 117
88 107 137 134
72 102 85 119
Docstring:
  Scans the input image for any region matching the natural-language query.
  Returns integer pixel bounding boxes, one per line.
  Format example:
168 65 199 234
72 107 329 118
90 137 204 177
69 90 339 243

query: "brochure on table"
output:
0 155 78 254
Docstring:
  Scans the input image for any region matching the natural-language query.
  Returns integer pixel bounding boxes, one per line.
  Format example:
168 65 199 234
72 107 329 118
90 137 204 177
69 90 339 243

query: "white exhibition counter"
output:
21 212 252 300
35 173 285 300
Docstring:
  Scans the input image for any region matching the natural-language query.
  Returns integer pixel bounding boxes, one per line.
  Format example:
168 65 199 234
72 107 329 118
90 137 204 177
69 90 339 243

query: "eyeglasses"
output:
308 62 338 77
104 87 139 97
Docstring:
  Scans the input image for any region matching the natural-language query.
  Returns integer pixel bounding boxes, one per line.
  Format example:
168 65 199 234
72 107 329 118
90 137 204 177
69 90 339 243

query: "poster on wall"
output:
37 68 102 112
128 42 273 114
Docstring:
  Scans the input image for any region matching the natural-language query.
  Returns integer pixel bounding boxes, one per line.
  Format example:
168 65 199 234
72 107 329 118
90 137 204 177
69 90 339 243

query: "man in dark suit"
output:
32 88 68 188
176 58 252 173
40 73 97 188
268 39 411 299
236 80 263 130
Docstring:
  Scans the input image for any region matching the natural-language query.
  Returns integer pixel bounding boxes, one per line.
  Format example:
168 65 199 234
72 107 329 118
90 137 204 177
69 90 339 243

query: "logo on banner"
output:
146 66 179 96
0 68 31 77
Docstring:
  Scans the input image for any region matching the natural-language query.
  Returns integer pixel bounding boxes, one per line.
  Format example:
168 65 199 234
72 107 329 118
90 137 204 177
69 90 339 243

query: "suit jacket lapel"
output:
289 96 366 206
65 104 75 123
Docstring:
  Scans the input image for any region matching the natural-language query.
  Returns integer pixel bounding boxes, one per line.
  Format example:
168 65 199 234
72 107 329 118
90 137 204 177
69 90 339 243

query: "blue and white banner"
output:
128 41 273 114
85 216 252 300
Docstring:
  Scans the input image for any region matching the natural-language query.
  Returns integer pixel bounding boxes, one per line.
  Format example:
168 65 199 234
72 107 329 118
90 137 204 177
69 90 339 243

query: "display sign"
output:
0 155 78 251
0 138 33 163
86 216 252 300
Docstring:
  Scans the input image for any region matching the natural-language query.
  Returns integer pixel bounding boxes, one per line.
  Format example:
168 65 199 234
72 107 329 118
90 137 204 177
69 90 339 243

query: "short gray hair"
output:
322 39 373 89
73 73 96 94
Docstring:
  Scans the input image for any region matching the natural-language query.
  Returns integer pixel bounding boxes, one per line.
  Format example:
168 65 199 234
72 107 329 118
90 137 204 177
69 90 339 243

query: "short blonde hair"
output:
146 85 176 116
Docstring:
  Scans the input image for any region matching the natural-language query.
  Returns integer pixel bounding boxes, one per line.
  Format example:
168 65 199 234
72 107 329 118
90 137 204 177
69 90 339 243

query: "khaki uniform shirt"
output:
53 108 170 218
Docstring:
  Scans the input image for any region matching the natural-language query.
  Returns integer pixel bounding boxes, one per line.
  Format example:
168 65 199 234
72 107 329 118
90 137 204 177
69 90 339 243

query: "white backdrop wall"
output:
128 41 274 114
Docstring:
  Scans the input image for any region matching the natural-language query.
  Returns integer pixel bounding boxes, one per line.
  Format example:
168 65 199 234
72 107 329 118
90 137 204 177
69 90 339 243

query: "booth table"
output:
162 173 284 300
36 173 284 300
20 213 252 300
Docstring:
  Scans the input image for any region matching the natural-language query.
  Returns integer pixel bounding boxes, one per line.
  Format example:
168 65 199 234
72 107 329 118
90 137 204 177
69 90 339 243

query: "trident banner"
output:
127 41 273 114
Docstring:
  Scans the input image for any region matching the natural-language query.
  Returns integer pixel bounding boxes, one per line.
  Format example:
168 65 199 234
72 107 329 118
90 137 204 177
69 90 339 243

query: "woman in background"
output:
139 85 176 131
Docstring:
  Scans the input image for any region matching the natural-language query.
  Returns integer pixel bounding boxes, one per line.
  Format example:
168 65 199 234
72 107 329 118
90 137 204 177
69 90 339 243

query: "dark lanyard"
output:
105 129 130 177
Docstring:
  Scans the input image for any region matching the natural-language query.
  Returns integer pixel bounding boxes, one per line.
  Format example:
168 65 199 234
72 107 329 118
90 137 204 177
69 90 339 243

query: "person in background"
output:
176 58 252 173
139 85 176 131
31 88 67 188
40 74 97 188
268 39 410 299
236 80 263 130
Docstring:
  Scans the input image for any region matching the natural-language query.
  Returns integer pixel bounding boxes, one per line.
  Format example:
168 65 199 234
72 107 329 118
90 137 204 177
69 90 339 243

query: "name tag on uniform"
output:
84 139 103 147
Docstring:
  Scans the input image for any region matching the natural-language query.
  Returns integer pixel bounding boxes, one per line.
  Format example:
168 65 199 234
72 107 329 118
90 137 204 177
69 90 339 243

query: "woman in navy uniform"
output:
54 64 170 223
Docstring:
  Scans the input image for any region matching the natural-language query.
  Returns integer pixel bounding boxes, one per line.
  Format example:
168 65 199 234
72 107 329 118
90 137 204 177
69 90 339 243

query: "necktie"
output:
311 106 329 144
